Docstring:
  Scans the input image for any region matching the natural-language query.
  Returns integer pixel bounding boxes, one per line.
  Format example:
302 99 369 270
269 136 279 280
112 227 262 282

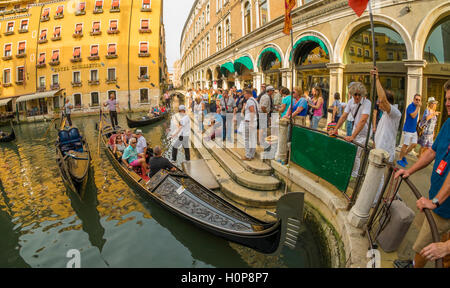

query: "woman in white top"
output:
193 96 205 132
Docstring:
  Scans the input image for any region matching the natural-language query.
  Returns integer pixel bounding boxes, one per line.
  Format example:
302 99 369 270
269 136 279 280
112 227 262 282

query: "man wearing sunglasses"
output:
397 94 422 167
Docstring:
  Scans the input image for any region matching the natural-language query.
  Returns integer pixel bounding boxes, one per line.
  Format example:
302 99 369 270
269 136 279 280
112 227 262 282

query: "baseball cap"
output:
136 129 143 134
266 86 275 91
179 105 186 111
428 97 438 104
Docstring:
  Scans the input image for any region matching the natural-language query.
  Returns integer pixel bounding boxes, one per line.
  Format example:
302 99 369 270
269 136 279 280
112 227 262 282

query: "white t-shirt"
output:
345 98 372 139
375 104 402 161
179 114 191 137
136 136 147 154
244 97 258 124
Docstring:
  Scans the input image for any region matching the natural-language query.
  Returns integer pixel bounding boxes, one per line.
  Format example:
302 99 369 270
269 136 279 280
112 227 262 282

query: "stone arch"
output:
333 14 413 63
233 53 256 75
284 31 334 69
414 1 450 60
256 44 284 71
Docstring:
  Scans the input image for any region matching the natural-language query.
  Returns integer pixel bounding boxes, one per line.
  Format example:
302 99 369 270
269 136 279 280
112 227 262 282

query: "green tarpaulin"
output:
257 47 282 68
220 62 235 75
234 56 254 73
290 126 357 192
290 36 329 61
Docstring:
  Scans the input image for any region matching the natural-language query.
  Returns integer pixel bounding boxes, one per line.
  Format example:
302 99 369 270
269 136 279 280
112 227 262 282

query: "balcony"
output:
138 75 150 82
51 36 61 41
38 39 48 44
37 86 46 93
36 63 46 68
41 16 50 22
88 55 100 61
2 83 12 88
51 84 60 90
141 7 152 12
107 29 120 35
106 54 118 59
110 7 120 13
88 80 100 86
106 78 117 84
54 14 64 20
139 52 150 57
71 57 82 63
75 10 86 16
139 28 152 34
4 31 14 36
18 28 28 34
2 55 12 61
49 60 60 66
15 80 24 86
90 31 102 36
73 33 83 39
16 53 26 59
71 81 82 87
93 8 103 14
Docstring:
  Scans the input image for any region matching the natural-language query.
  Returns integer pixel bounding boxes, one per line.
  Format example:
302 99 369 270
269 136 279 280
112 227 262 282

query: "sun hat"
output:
428 97 438 104
135 129 143 134
179 105 186 111
266 86 275 91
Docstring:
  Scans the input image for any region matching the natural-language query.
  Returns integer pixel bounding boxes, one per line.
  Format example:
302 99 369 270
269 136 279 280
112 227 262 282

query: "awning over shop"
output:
234 56 254 73
220 62 235 75
16 89 63 103
257 47 282 68
290 36 329 61
0 98 12 107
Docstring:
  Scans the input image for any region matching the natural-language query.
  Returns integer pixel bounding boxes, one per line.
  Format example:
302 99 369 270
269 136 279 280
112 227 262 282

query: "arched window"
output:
217 26 222 51
206 4 210 24
225 19 231 47
244 2 251 35
206 35 210 57
259 0 268 26
424 16 450 63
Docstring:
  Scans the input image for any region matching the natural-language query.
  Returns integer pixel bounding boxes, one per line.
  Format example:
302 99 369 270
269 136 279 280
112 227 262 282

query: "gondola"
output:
0 122 15 143
126 112 168 128
99 117 304 254
56 121 91 196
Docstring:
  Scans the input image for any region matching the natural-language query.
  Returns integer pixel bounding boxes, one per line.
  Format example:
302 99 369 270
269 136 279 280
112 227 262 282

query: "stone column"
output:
222 77 228 90
252 72 262 94
235 75 242 90
403 60 427 105
327 62 345 123
280 69 293 90
348 149 390 228
275 118 290 165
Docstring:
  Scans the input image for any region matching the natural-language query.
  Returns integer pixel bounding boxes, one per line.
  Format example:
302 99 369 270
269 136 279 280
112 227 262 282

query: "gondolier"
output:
104 92 119 129
171 105 190 162
64 99 73 127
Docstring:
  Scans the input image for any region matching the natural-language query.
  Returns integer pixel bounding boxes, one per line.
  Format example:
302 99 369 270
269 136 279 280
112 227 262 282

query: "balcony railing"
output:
18 28 28 34
38 39 48 44
51 84 60 90
139 28 151 33
2 83 12 88
2 55 12 61
88 80 100 85
93 8 103 14
138 75 150 82
3 31 14 36
107 29 120 35
106 54 118 59
16 53 26 58
52 35 61 41
88 55 100 61
41 16 50 22
75 10 86 16
15 80 24 85
110 7 120 13
54 14 64 20
71 57 82 63
71 81 82 87
37 86 46 92
73 33 83 38
139 52 150 57
49 60 60 66
36 63 46 68
106 78 117 84
90 31 102 36
141 6 152 12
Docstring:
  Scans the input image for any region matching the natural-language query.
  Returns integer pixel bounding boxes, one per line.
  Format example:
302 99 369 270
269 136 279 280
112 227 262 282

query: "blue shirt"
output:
281 96 292 118
430 119 450 219
122 145 138 164
252 90 257 99
295 98 308 117
403 103 419 133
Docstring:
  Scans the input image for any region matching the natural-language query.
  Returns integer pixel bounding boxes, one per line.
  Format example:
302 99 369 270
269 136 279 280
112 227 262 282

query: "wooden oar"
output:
44 117 58 137
97 109 103 155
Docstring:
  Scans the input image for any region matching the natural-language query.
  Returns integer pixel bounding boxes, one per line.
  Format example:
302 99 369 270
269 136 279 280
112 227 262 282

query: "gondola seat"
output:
59 128 84 154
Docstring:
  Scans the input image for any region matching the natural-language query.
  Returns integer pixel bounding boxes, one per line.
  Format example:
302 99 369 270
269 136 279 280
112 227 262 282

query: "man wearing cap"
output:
218 90 237 142
171 105 191 162
104 92 119 129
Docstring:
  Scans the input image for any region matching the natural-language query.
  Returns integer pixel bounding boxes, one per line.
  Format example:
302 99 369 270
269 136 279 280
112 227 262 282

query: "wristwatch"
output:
432 198 440 208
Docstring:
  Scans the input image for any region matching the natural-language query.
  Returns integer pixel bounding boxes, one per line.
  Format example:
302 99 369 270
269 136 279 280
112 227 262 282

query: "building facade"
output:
180 0 450 139
0 0 167 120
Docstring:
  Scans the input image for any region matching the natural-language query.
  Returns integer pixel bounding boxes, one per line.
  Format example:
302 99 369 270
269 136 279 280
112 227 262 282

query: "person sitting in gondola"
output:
152 106 161 116
160 106 166 114
124 129 133 144
108 133 119 149
148 146 176 177
113 135 127 159
122 137 148 176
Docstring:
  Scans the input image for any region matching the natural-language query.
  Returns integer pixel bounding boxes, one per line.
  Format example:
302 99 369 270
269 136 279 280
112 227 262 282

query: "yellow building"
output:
0 0 167 121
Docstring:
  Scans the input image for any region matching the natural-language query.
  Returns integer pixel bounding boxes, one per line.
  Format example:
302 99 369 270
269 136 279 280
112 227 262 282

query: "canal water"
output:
0 112 324 268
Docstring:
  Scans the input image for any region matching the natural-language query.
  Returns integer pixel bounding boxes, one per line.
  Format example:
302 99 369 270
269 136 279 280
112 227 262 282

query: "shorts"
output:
412 212 450 253
129 159 141 167
418 134 434 148
403 131 418 146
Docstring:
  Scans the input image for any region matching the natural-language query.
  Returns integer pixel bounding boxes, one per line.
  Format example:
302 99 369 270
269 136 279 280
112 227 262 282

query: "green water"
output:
0 113 324 268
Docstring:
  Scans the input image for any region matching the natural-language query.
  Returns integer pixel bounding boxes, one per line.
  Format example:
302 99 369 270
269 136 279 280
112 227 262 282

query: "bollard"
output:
275 118 289 165
348 149 389 229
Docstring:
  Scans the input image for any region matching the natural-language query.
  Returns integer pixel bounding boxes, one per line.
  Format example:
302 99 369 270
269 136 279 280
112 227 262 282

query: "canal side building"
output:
0 0 168 121
180 0 450 139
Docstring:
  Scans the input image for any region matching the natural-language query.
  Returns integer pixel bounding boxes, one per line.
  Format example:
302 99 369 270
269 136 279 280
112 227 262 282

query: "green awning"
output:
234 56 254 73
257 47 282 68
220 62 235 75
290 36 329 61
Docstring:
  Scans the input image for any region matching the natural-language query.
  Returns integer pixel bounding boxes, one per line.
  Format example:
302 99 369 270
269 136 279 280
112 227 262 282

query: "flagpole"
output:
348 0 378 209
289 21 294 142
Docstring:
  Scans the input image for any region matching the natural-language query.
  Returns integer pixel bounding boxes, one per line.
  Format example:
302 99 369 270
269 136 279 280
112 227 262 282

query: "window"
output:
40 29 47 40
55 5 64 17
52 50 59 62
73 47 81 59
4 44 12 57
364 50 370 57
91 92 100 106
140 42 148 54
42 8 50 19
107 44 116 56
141 19 149 30
74 94 82 107
140 66 148 78
140 88 149 103
91 70 98 81
53 27 61 38
52 74 59 85
38 53 46 64
111 0 120 10
95 1 103 12
244 2 251 35
39 76 45 88
225 19 231 47
142 0 151 9
7 22 14 32
216 0 222 12
388 52 394 60
73 72 81 83
206 35 210 57
206 4 210 24
92 22 101 34
109 20 118 31
17 67 25 82
217 26 222 51
75 23 83 34
108 68 116 80
259 0 268 26
20 20 28 30
78 2 86 13
357 48 362 56
18 42 26 55
90 45 99 56
3 69 11 84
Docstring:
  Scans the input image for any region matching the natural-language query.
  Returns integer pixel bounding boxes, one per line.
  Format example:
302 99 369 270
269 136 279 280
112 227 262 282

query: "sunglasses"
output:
354 93 362 97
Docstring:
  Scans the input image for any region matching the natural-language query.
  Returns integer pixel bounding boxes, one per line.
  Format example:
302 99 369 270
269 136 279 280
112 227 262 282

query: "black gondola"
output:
99 117 304 254
56 124 91 196
0 122 15 143
126 112 168 128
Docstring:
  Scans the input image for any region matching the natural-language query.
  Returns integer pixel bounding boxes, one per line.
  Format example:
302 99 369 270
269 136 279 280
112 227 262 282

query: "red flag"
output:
348 0 369 17
283 0 296 35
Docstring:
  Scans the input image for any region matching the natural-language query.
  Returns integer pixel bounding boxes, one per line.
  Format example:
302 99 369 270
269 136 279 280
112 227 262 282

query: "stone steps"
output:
224 146 273 176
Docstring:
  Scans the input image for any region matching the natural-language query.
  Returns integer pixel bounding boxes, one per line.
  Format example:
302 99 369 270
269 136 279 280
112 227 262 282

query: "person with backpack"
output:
331 92 343 124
